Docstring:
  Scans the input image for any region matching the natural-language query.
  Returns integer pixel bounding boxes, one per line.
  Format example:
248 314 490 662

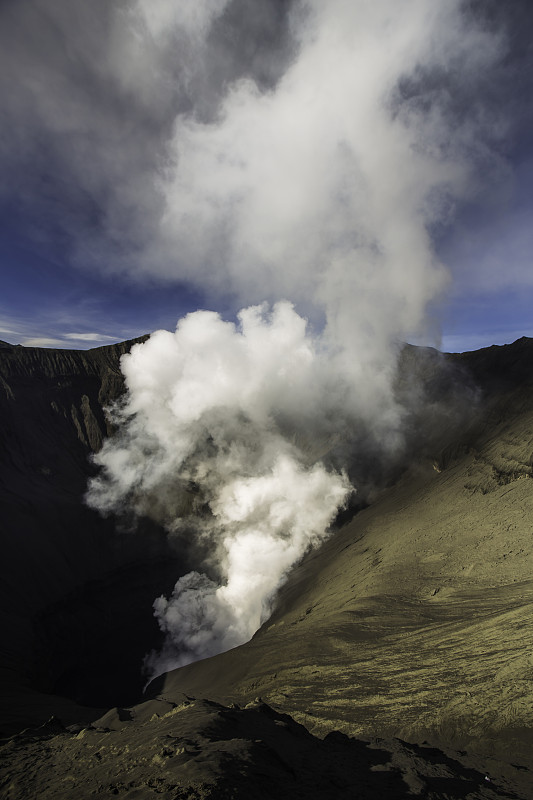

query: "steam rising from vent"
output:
147 455 348 672
84 1 506 677
88 303 351 675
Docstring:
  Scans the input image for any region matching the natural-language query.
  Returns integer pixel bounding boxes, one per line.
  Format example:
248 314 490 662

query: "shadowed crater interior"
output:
0 339 188 724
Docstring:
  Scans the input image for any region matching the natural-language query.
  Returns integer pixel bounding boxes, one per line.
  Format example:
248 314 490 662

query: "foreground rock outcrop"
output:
1 698 524 799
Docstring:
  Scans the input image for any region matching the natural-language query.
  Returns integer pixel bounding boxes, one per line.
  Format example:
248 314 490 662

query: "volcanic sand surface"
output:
1 697 523 799
157 377 533 773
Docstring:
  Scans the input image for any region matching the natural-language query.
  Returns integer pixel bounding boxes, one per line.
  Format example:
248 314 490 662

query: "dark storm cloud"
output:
0 0 296 267
1 0 530 308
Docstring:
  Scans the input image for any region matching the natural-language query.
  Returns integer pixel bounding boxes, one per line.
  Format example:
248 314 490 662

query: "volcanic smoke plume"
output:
87 303 352 675
85 0 505 677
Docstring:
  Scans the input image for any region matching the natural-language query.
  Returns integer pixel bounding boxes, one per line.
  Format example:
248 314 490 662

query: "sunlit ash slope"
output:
1 337 533 799
146 337 533 787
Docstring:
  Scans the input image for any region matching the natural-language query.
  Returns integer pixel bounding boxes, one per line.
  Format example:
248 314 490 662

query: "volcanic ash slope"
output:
158 339 533 767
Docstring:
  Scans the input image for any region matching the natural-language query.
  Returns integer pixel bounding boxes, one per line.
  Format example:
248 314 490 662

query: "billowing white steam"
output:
147 454 347 672
86 0 505 676
88 303 351 674
143 0 498 351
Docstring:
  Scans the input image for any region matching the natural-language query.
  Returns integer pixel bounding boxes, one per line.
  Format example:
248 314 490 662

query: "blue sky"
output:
0 229 205 347
1 0 532 353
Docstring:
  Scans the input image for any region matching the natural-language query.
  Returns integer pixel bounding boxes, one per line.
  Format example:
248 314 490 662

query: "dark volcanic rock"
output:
0 339 183 731
0 698 520 799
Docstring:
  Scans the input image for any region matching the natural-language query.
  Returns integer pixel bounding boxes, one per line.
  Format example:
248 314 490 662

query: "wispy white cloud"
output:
20 337 67 348
64 332 118 342
0 313 126 349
